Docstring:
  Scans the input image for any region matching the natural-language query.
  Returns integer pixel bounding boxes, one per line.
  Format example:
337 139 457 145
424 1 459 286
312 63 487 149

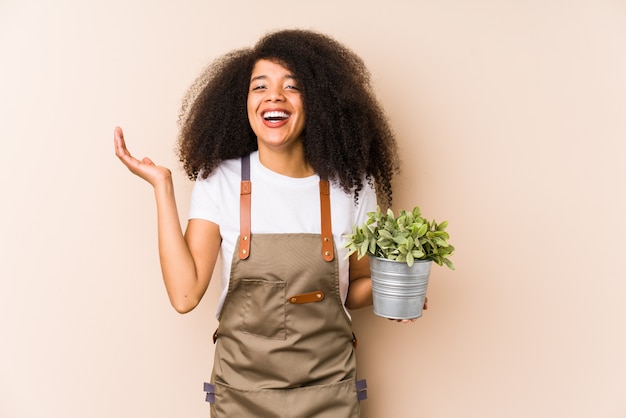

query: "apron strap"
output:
239 154 334 262
239 155 251 260
319 179 334 261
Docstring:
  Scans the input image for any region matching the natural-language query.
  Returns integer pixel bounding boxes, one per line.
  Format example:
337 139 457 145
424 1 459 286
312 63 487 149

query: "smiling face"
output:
247 59 306 155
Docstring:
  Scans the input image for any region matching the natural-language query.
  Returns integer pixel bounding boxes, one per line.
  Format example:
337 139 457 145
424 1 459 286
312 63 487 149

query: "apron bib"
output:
205 155 366 417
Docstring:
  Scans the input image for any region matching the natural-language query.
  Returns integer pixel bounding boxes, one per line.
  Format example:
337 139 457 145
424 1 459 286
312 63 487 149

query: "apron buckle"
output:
356 379 368 401
203 382 215 404
288 290 325 304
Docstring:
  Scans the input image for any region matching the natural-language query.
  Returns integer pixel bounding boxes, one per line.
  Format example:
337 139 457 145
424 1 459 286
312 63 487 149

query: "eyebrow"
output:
250 74 297 83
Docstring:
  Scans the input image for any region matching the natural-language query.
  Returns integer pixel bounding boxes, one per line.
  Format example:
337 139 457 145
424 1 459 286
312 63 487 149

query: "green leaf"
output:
368 238 377 254
393 235 408 245
406 252 415 267
411 249 425 259
434 238 449 247
377 238 395 249
359 239 369 258
406 236 414 251
443 258 456 270
379 229 393 240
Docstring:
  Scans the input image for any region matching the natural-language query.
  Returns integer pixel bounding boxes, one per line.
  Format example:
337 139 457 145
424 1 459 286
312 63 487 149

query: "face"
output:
247 59 306 153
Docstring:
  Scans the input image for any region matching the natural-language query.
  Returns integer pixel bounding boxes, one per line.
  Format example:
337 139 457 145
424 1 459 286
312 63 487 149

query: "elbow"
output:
345 298 371 311
345 277 373 311
170 296 199 314
345 290 373 311
345 300 357 311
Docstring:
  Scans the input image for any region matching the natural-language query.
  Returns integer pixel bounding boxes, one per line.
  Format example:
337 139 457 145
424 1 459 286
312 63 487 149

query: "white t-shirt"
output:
188 151 377 317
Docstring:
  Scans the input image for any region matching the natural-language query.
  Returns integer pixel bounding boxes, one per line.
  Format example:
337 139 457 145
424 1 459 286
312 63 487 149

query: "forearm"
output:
153 180 201 312
345 277 373 310
114 127 211 312
345 253 373 310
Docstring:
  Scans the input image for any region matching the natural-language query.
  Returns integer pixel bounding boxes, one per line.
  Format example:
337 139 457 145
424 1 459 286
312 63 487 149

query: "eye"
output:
251 84 267 91
285 84 300 91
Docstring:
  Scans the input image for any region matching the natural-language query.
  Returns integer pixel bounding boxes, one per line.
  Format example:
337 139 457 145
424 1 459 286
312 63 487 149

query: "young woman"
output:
115 29 413 417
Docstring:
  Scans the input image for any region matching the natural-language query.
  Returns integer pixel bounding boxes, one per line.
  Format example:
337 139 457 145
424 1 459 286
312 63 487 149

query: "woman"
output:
115 29 412 417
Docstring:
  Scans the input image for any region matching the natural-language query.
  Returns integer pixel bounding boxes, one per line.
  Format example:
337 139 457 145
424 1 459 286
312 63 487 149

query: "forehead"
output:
250 59 294 78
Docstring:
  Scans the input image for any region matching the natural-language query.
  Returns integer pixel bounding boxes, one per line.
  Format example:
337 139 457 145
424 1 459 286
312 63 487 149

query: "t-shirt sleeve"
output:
188 176 220 225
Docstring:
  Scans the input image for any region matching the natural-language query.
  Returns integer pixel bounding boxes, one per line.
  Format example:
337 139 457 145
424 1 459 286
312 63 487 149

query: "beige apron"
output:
204 155 367 417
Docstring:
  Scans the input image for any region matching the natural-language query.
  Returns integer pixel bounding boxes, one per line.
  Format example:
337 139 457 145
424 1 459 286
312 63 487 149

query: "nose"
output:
265 86 285 102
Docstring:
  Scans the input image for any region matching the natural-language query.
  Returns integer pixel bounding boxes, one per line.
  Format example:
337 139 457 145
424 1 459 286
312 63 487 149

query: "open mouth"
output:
263 110 290 122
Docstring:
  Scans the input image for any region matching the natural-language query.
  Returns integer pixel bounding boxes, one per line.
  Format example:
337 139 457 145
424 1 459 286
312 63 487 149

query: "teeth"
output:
263 111 289 120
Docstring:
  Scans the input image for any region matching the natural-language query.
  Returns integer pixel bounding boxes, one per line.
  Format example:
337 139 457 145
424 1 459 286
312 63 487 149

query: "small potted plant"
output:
343 206 455 319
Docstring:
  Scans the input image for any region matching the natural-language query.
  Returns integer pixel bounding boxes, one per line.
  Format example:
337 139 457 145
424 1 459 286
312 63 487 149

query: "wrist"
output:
152 174 174 196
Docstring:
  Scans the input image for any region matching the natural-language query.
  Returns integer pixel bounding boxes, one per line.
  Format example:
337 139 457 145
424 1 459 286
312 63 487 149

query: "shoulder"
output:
329 178 377 226
197 155 242 185
189 155 244 223
329 178 376 207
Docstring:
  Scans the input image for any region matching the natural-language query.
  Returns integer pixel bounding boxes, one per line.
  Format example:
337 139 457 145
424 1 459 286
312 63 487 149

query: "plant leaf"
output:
393 235 408 245
434 238 449 247
443 258 456 270
379 229 393 240
359 239 369 258
411 249 425 259
406 252 415 267
368 237 377 254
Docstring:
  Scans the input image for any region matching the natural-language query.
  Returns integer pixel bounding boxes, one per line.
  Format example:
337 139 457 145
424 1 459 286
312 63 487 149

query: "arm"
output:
345 253 373 310
114 126 220 313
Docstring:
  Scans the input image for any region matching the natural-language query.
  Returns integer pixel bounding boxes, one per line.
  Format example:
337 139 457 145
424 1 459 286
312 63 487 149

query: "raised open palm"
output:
114 126 172 187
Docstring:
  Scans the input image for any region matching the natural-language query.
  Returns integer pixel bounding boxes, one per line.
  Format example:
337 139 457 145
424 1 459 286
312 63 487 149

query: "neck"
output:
257 143 314 178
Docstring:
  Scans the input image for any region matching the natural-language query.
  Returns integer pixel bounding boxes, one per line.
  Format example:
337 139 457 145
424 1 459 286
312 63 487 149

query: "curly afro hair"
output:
177 28 400 207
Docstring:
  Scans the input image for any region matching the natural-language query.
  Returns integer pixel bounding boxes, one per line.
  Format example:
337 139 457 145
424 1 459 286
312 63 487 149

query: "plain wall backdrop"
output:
1 1 625 417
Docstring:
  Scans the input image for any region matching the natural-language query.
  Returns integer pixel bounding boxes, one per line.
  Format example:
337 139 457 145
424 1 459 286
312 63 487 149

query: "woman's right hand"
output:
114 126 172 187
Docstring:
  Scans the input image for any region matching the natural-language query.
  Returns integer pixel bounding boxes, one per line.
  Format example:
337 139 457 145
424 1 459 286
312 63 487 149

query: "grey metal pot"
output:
370 257 432 320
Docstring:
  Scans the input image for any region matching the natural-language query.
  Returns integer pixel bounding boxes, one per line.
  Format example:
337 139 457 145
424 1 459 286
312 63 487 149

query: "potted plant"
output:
343 206 455 319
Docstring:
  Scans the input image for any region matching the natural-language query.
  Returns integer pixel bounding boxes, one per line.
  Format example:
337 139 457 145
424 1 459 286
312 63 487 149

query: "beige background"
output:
1 0 625 417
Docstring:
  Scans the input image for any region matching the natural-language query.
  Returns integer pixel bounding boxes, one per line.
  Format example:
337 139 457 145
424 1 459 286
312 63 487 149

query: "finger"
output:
141 157 155 166
113 128 142 170
114 126 124 144
114 126 129 158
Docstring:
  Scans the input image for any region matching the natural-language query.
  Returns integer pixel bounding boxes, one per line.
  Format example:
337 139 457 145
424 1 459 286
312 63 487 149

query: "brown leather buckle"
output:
288 290 325 304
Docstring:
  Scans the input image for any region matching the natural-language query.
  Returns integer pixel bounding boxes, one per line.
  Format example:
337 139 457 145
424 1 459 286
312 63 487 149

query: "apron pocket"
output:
212 378 360 418
242 278 286 339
